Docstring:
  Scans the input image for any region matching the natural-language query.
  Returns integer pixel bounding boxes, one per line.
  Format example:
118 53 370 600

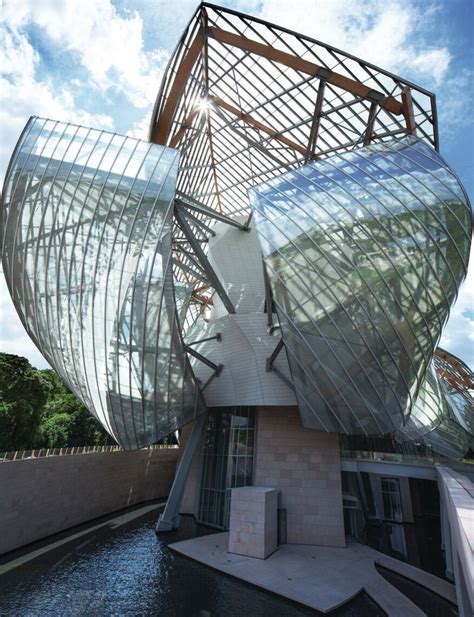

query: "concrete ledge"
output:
170 533 432 616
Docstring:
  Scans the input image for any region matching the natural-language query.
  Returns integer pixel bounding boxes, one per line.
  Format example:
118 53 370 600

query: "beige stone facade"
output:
254 406 345 547
180 406 345 548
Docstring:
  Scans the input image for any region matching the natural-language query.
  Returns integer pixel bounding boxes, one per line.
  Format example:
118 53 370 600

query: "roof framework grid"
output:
148 2 439 329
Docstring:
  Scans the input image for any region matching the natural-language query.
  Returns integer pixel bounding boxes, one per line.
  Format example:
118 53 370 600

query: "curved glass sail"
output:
1 117 204 449
250 137 472 436
398 350 473 459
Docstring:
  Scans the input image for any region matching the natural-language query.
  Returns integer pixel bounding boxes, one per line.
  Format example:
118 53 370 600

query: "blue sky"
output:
1 0 473 368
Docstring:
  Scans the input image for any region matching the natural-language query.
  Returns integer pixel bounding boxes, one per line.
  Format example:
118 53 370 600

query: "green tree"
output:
0 353 115 450
39 391 113 447
0 353 51 450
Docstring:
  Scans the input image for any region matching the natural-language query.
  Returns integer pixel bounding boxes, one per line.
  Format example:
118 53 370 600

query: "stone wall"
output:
0 446 179 555
254 406 345 547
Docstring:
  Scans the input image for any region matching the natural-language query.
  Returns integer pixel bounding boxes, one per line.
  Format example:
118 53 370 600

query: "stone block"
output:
228 486 278 559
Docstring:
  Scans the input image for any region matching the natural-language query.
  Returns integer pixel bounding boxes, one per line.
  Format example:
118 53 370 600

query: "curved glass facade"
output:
1 4 472 462
250 137 472 437
1 117 204 449
398 351 473 459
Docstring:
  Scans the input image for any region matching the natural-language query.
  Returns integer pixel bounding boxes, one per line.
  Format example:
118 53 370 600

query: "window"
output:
386 524 408 559
381 477 403 521
198 407 255 529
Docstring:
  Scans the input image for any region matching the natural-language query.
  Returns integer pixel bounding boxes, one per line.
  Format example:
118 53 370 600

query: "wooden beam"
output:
435 349 473 390
169 108 201 148
191 292 213 306
153 30 204 145
211 95 307 156
401 86 417 135
209 26 403 116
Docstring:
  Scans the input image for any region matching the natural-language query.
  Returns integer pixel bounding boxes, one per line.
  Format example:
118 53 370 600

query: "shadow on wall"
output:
0 447 180 555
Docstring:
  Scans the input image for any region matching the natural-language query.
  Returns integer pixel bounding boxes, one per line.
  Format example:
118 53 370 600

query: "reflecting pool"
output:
0 503 384 617
0 509 384 617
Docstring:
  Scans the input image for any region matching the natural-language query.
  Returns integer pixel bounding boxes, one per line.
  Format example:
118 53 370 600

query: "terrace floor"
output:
170 533 457 616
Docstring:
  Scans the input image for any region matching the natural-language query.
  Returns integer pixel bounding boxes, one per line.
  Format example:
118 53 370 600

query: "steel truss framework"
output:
149 2 439 327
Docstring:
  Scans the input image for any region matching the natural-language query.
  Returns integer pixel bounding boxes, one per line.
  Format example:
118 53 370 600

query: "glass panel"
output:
198 406 256 529
381 478 403 522
1 117 206 449
250 137 471 438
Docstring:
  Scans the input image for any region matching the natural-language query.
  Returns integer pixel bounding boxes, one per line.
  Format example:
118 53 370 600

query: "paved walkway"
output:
170 534 455 616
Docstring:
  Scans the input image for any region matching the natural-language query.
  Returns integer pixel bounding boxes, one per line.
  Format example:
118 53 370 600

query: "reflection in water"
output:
343 471 447 579
0 505 384 617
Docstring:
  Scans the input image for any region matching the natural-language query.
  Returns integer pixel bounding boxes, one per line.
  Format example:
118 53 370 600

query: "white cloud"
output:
254 0 451 86
3 0 169 109
0 270 50 369
127 112 152 140
0 22 114 182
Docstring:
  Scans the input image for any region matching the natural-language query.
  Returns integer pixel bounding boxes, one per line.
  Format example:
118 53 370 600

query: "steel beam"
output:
266 337 294 390
187 332 222 346
175 193 247 230
174 206 237 314
363 101 379 146
156 412 208 532
208 26 403 115
305 80 326 162
171 257 208 283
263 263 275 332
180 207 217 237
211 95 308 157
266 338 284 371
185 345 222 372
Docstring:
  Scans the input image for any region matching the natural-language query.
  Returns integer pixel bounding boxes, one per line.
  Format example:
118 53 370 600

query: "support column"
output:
156 412 208 532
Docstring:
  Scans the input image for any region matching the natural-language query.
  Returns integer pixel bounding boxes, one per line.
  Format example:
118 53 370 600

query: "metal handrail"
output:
0 443 179 462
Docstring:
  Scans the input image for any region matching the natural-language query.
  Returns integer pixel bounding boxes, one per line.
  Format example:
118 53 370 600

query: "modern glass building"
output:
1 2 472 597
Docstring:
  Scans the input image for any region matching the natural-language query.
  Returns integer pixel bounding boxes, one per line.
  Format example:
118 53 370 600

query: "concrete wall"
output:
437 466 474 617
0 446 179 555
254 406 345 547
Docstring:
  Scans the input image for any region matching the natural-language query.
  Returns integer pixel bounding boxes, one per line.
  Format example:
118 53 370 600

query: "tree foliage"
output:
0 353 114 451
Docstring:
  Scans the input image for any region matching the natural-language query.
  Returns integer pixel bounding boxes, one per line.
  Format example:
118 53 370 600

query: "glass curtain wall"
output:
198 407 255 529
250 136 471 438
1 117 205 449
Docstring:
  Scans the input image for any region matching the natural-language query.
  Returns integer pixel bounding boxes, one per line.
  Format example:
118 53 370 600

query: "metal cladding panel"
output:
250 136 472 437
185 313 296 407
207 219 266 318
1 117 204 449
